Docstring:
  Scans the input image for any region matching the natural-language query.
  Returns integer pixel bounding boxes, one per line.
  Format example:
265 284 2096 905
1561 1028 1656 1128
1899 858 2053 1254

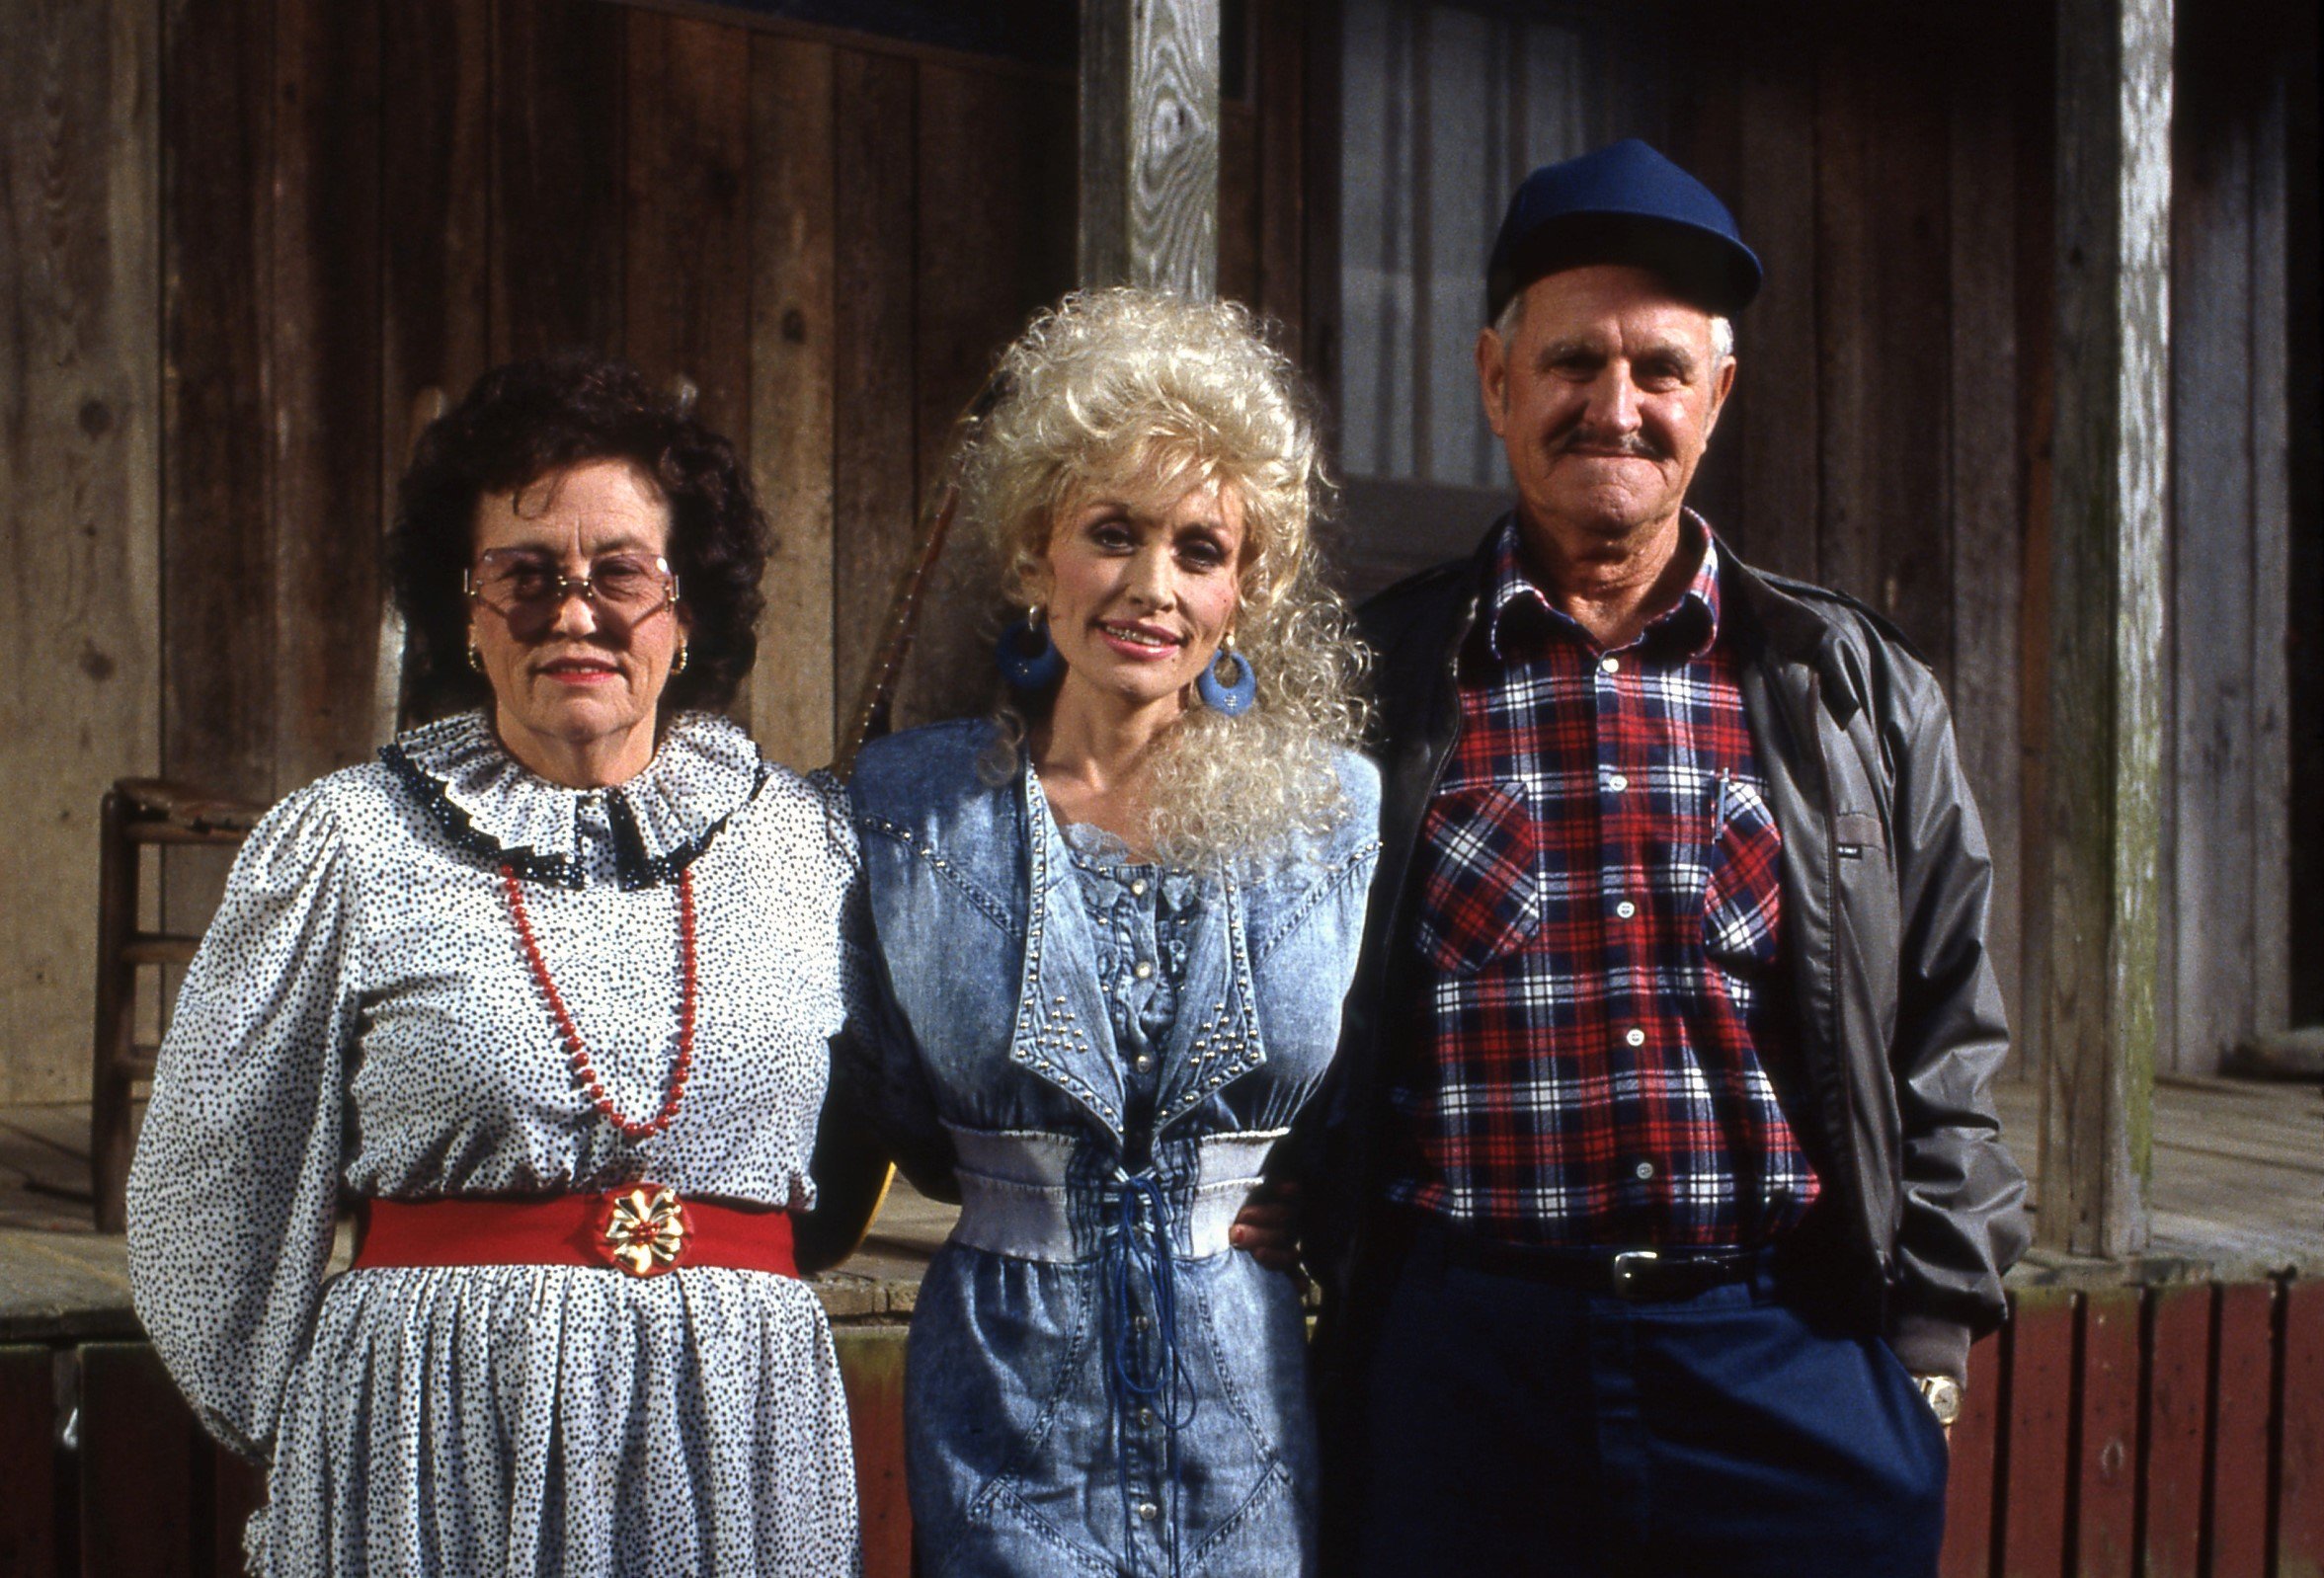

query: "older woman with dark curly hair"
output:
127 354 863 1575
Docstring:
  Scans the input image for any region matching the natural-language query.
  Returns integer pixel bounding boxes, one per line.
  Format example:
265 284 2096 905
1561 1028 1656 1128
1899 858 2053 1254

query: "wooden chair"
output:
90 778 266 1233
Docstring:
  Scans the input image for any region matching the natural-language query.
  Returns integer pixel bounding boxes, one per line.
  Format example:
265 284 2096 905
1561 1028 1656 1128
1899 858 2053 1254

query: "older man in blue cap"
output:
1297 138 2030 1575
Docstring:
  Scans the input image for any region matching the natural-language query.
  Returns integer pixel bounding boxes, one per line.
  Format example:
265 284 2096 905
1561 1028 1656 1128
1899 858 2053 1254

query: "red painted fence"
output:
2 1283 2317 1576
1939 1279 2324 1578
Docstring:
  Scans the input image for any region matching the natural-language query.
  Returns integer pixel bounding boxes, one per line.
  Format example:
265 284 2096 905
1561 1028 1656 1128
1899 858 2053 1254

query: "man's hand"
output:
1231 1179 1305 1284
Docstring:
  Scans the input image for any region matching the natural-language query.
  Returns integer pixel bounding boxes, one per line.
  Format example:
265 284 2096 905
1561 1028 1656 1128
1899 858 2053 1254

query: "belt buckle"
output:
1610 1248 1660 1301
598 1184 691 1277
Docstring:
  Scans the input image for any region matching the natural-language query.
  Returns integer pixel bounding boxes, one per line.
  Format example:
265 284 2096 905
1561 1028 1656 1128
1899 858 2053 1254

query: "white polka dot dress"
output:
126 709 864 1577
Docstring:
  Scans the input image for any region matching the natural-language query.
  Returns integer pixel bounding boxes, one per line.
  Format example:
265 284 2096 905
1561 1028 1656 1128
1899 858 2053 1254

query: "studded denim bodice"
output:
844 719 1382 1578
1061 821 1200 1156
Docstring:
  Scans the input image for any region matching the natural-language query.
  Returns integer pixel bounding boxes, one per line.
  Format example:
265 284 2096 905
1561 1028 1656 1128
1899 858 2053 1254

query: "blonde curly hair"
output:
958 287 1368 870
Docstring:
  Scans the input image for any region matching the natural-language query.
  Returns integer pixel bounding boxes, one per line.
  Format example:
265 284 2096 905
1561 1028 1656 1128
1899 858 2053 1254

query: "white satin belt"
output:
945 1126 1287 1264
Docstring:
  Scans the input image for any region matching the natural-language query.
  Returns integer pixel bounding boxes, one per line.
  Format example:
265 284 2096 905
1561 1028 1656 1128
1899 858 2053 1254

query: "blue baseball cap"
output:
1485 138 1762 322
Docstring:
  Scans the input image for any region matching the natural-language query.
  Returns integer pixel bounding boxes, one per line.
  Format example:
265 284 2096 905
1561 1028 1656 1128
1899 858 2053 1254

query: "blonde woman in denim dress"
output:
842 289 1379 1577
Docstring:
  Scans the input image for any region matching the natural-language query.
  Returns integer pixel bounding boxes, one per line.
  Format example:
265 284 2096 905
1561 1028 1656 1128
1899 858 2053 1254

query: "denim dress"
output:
844 720 1381 1578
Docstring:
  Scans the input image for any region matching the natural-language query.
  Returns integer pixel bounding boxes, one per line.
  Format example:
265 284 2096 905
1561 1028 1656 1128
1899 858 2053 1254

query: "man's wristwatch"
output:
1913 1374 1963 1428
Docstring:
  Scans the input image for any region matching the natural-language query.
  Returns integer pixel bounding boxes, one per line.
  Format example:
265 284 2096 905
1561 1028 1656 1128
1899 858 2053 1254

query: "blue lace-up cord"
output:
1103 1172 1200 1576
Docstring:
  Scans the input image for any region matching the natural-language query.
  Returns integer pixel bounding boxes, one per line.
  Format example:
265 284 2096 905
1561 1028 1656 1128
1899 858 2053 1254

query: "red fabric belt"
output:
352 1187 796 1280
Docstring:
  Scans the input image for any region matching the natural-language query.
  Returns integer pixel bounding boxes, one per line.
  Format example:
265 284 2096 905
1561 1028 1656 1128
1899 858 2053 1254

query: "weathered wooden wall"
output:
0 0 2308 1104
0 2 161 1105
2161 5 2299 1076
0 0 1311 1103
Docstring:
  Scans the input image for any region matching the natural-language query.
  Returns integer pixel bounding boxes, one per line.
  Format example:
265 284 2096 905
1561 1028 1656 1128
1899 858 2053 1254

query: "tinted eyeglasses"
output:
464 549 680 639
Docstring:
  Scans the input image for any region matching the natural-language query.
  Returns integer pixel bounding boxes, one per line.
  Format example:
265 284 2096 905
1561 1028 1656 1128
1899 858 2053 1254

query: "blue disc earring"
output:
996 609 1067 692
1195 638 1257 716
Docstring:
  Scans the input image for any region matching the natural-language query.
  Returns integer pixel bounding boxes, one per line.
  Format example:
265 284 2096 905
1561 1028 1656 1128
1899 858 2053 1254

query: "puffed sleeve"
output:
828 780 959 1204
126 780 364 1463
807 767 879 1041
794 768 942 1267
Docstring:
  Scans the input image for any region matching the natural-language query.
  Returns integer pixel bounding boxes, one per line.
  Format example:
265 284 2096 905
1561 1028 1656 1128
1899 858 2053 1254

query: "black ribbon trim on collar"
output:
379 741 771 890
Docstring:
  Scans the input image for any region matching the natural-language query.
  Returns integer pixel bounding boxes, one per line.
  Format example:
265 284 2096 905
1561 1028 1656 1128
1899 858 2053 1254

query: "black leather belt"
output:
1412 1218 1767 1302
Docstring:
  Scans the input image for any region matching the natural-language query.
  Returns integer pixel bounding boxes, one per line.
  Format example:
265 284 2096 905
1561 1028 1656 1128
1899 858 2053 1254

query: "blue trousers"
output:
1349 1230 1950 1578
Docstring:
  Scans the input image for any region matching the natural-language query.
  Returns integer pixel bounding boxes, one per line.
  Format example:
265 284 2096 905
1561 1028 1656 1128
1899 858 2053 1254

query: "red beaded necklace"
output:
499 862 698 1142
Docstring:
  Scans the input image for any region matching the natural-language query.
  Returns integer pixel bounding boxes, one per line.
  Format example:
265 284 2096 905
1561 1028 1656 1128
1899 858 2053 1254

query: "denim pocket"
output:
1703 772 1782 971
1413 782 1542 976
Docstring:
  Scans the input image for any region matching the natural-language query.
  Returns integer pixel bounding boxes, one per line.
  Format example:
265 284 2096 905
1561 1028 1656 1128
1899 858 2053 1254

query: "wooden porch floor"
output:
2 1077 2316 1336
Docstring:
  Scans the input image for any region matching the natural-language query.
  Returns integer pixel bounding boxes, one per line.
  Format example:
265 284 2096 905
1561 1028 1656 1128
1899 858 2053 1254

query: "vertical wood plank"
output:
0 0 162 1101
838 1328 912 1578
2207 1282 2275 1578
1217 103 1260 309
829 49 917 736
1659 16 1742 538
1998 1287 2075 1578
0 1347 56 1577
1727 24 1819 579
2143 1283 2213 1578
1947 49 2025 1039
158 0 268 788
746 34 836 770
623 9 751 444
2075 1287 2142 1578
1252 0 1306 338
1079 0 1220 297
159 0 274 981
1297 0 1341 439
2167 45 2256 1077
2038 0 2170 1258
491 0 626 362
2243 66 2292 1051
2280 1279 2324 1578
2009 50 2056 1089
1939 1330 2002 1578
1813 30 1954 673
78 1343 200 1575
268 0 383 792
897 59 1076 733
381 0 490 741
381 0 491 496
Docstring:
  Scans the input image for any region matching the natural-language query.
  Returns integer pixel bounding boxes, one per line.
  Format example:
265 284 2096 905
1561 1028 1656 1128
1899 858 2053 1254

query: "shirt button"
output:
1615 900 1637 919
1137 1501 1161 1522
1607 772 1630 793
1635 1160 1656 1180
1624 1027 1646 1048
1140 1406 1157 1427
1134 1314 1152 1332
1130 878 1148 897
1599 656 1620 674
1134 959 1154 980
1134 1055 1155 1072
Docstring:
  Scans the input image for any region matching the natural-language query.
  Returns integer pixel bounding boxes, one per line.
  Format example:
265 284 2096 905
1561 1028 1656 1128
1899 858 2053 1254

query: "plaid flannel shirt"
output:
1385 518 1820 1248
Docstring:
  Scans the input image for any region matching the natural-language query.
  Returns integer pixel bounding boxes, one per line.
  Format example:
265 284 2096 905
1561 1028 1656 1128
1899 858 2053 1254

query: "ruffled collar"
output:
381 709 770 889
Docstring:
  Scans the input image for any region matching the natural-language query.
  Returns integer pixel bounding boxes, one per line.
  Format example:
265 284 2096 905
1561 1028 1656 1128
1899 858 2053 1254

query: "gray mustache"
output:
1553 431 1662 459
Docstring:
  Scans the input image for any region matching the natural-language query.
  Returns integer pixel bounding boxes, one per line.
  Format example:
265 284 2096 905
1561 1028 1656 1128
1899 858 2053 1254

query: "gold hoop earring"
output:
465 643 485 673
672 640 690 676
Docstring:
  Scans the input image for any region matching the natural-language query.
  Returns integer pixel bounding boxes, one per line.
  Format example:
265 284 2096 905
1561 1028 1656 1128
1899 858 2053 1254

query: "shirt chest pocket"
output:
1703 773 1782 970
1413 782 1542 977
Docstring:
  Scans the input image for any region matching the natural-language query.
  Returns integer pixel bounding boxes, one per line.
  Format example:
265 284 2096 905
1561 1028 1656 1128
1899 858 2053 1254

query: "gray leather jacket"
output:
1304 521 2030 1386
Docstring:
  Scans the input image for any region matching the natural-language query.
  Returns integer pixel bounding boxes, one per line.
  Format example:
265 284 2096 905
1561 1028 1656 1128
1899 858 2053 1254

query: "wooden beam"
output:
1078 0 1220 297
2037 0 2169 1257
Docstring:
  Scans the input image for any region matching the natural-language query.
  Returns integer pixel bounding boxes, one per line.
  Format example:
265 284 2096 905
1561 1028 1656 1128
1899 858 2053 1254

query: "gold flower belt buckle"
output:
596 1183 692 1277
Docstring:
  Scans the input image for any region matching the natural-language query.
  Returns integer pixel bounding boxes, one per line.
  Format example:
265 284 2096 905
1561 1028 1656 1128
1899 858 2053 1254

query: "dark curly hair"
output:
390 354 770 719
